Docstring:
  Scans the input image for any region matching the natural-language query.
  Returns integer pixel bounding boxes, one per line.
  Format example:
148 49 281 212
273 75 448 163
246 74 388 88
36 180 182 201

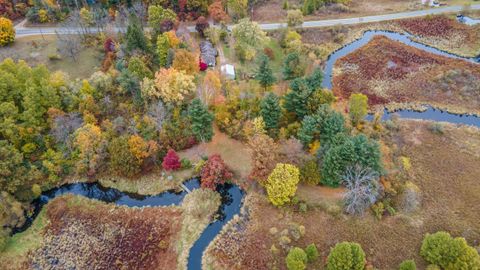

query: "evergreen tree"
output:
255 54 276 90
188 98 214 142
283 78 311 119
125 15 148 53
282 52 304 80
260 92 281 134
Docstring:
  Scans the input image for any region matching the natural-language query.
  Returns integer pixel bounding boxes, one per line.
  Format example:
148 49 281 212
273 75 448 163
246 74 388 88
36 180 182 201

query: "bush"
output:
427 122 444 135
300 159 321 185
287 9 304 27
0 17 15 46
286 247 307 270
181 158 192 169
420 231 480 269
162 149 181 171
327 242 366 270
265 163 300 206
305 243 319 262
398 259 416 270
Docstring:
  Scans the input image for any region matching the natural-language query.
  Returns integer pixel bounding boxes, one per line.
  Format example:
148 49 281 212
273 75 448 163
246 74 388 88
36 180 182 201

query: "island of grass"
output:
333 35 480 115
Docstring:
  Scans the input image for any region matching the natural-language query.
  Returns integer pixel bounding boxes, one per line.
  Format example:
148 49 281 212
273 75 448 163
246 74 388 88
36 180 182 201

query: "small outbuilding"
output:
221 64 235 80
200 41 218 67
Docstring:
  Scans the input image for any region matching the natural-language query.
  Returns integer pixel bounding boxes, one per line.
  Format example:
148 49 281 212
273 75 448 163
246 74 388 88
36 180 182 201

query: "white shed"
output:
221 64 235 80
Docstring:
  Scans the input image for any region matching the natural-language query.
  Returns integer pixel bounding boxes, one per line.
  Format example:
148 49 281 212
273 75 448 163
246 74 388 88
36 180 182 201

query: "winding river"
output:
10 21 480 270
13 179 244 270
322 30 480 128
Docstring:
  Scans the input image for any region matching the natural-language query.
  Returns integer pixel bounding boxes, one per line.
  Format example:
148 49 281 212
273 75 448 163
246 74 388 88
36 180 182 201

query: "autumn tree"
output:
108 135 141 177
255 54 276 90
201 70 222 105
232 18 268 61
0 17 15 46
188 98 214 142
128 56 153 79
260 92 281 135
227 0 248 19
156 33 170 67
208 0 230 23
265 163 300 206
172 49 199 75
195 16 209 36
327 242 366 270
154 68 196 104
148 5 177 34
162 149 181 171
73 123 107 176
286 247 308 270
282 52 305 80
349 93 368 126
248 134 278 184
287 9 303 27
200 154 233 189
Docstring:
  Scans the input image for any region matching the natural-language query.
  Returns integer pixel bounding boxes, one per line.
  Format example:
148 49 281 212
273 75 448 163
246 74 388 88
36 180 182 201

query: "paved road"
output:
14 4 480 37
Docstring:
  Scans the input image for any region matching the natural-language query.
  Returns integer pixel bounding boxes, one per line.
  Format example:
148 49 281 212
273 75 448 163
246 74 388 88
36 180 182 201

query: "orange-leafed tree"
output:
172 49 199 75
208 1 230 23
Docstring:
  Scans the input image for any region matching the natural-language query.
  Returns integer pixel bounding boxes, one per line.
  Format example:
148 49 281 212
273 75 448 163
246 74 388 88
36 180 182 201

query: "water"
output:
322 30 480 127
12 179 244 270
457 15 480 26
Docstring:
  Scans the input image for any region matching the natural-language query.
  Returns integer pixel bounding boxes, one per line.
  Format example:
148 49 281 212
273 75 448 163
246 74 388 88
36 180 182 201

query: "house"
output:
200 41 217 67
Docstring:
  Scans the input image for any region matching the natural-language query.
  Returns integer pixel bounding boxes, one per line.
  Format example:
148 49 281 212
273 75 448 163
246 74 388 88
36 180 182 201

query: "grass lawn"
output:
0 35 102 79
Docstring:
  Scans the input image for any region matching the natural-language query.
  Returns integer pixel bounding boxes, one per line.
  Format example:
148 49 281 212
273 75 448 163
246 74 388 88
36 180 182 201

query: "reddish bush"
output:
162 149 181 171
178 0 187 12
104 37 115 53
102 52 116 72
199 61 208 71
263 47 275 60
200 154 233 190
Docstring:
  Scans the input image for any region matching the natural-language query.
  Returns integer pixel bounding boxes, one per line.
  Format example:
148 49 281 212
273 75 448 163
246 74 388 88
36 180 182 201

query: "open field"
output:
0 35 102 79
300 14 480 58
332 35 480 115
204 120 480 269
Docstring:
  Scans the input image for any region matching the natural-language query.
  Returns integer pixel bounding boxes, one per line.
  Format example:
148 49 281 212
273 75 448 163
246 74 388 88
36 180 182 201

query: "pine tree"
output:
260 92 281 134
188 98 214 142
125 15 148 53
255 54 276 90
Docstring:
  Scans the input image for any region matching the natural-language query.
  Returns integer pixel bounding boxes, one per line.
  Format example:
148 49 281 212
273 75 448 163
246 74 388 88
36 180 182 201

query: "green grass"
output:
0 207 48 270
265 39 284 75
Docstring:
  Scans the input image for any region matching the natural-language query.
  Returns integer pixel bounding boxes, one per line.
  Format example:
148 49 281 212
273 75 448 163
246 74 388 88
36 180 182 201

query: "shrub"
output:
287 9 304 27
181 158 192 169
342 165 381 215
305 243 319 262
425 265 440 270
327 242 366 270
265 163 300 206
200 154 233 190
286 247 307 270
0 17 15 46
400 181 421 213
300 159 321 185
349 93 368 126
420 231 480 269
427 122 444 135
398 259 416 270
162 149 181 171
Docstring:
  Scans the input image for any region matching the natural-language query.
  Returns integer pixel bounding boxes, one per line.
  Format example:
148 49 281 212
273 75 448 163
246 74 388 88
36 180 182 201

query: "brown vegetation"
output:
29 195 183 269
333 36 480 114
204 121 480 269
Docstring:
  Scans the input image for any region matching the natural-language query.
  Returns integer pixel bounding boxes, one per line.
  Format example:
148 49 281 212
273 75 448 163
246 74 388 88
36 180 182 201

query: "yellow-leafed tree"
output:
0 17 15 46
265 163 300 206
154 68 196 104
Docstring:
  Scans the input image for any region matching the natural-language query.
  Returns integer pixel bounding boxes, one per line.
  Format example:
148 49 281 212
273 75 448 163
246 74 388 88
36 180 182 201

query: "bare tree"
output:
51 112 83 153
55 30 82 61
147 100 169 131
342 165 382 216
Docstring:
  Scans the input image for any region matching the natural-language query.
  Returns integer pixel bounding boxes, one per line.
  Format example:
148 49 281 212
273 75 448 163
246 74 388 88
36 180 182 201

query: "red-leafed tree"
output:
178 0 187 12
162 149 181 171
199 61 208 71
200 154 233 189
104 37 115 53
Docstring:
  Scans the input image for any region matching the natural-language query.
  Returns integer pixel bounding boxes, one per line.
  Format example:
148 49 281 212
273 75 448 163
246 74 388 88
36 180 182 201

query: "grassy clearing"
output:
0 208 48 270
0 35 102 79
204 121 480 269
